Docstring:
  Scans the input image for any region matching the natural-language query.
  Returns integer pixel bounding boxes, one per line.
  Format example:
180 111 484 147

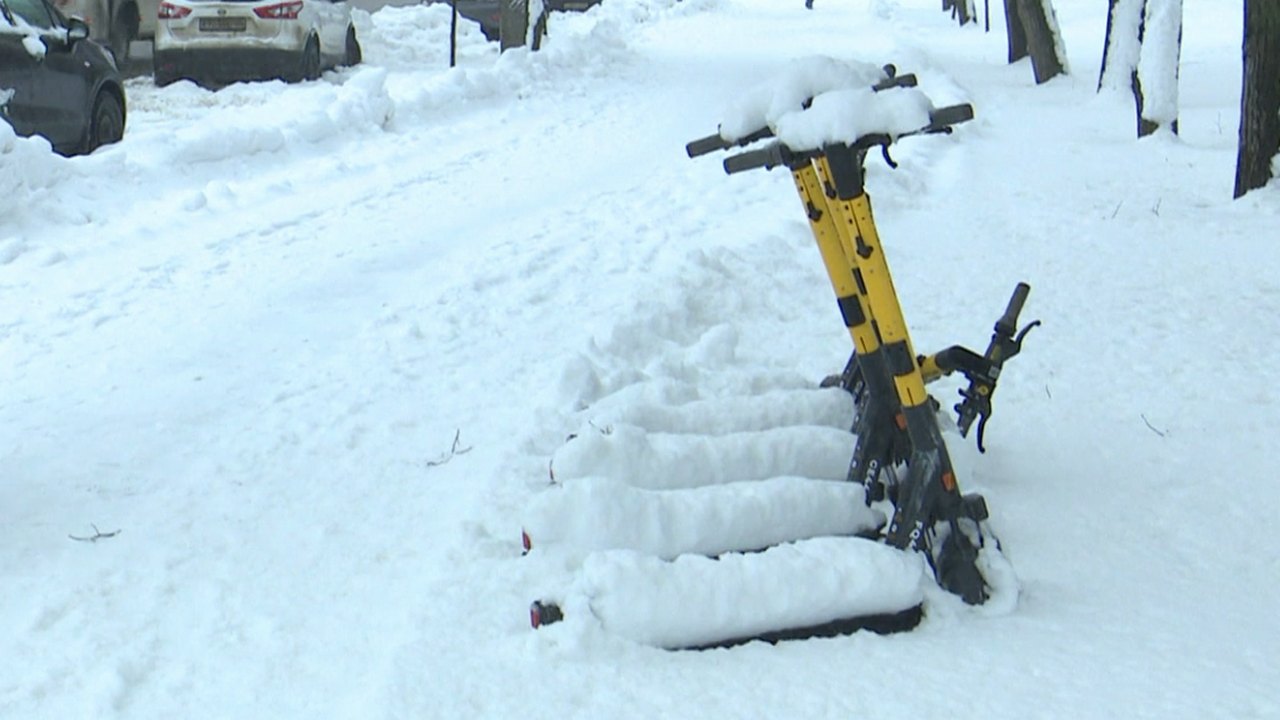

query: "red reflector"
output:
941 472 956 491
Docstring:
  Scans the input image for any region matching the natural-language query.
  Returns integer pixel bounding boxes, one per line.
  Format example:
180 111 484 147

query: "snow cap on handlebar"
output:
772 86 934 152
716 55 973 153
717 57 889 142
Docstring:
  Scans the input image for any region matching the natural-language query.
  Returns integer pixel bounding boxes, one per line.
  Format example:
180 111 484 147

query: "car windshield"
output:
4 0 55 30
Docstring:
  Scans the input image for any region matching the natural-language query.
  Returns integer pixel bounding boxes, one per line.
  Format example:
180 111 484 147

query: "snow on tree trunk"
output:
1003 0 1028 62
1135 0 1182 136
528 0 547 50
1099 0 1146 91
951 0 977 25
1234 0 1280 198
1014 0 1068 84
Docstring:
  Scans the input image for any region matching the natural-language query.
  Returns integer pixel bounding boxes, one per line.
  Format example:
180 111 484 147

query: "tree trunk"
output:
1015 0 1067 83
500 0 528 51
1135 0 1181 136
1235 0 1280 198
1100 0 1117 90
529 0 548 51
1099 0 1145 91
449 0 458 67
1004 0 1028 62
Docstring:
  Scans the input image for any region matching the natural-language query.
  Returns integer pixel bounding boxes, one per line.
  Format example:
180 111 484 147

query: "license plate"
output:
198 17 247 32
561 1 590 7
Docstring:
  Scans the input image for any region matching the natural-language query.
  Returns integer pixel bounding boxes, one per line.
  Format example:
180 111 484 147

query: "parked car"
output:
48 0 159 65
153 0 361 87
437 0 601 43
0 0 126 155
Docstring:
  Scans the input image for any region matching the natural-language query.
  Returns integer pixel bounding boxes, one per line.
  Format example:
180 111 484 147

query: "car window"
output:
5 0 55 30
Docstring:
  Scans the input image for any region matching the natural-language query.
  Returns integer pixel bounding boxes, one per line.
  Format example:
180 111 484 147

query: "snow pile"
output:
525 474 883 558
589 387 856 433
527 356 928 648
0 119 76 235
157 69 395 163
551 423 858 489
568 538 926 649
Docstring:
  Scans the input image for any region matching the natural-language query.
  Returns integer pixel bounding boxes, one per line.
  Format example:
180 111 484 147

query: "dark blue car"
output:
0 0 125 155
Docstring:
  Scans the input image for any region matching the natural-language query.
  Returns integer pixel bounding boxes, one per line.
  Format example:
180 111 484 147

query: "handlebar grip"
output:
927 103 975 130
723 145 784 174
871 73 918 92
995 282 1031 335
686 132 729 158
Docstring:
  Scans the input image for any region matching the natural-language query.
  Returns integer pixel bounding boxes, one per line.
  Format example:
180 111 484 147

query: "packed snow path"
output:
3 0 1277 717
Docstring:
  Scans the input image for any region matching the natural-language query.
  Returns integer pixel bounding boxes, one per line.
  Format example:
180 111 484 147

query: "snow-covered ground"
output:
3 0 1278 717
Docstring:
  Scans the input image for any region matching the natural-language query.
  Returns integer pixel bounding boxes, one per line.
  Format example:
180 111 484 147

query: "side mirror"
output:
66 17 90 42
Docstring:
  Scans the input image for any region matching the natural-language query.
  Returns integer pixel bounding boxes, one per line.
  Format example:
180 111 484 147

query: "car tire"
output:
343 26 362 67
294 37 321 82
154 68 179 87
84 90 124 154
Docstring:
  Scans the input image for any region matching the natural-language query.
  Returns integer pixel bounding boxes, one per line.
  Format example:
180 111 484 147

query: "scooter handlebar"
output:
925 103 975 132
686 132 729 158
995 282 1031 336
871 72 918 91
686 127 778 158
723 145 785 174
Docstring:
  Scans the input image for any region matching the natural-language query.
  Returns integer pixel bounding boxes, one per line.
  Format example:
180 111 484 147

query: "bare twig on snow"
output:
68 524 121 543
1140 414 1168 438
427 429 473 467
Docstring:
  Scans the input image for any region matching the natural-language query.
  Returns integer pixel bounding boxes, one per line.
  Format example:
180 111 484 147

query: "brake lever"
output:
881 143 898 169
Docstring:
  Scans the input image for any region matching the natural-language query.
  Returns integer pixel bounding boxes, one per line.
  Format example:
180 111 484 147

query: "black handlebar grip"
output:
995 282 1031 335
927 103 975 129
871 73 918 92
723 146 781 174
686 132 729 158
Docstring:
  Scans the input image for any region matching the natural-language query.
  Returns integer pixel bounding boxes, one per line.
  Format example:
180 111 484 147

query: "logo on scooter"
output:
907 521 924 548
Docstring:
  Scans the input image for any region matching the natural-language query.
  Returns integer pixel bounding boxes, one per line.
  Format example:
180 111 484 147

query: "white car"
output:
153 0 360 86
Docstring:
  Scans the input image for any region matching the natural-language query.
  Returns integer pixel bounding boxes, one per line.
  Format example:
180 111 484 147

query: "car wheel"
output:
85 91 124 154
294 37 321 82
343 26 362 67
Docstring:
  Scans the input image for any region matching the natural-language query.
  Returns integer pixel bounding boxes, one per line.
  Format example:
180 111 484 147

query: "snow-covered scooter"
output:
529 64 1037 648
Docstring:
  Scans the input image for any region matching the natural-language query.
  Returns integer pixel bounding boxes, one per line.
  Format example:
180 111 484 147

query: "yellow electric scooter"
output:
686 68 1038 605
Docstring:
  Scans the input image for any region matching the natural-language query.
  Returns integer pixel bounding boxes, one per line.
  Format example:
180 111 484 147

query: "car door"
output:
0 5 41 136
1 0 88 149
